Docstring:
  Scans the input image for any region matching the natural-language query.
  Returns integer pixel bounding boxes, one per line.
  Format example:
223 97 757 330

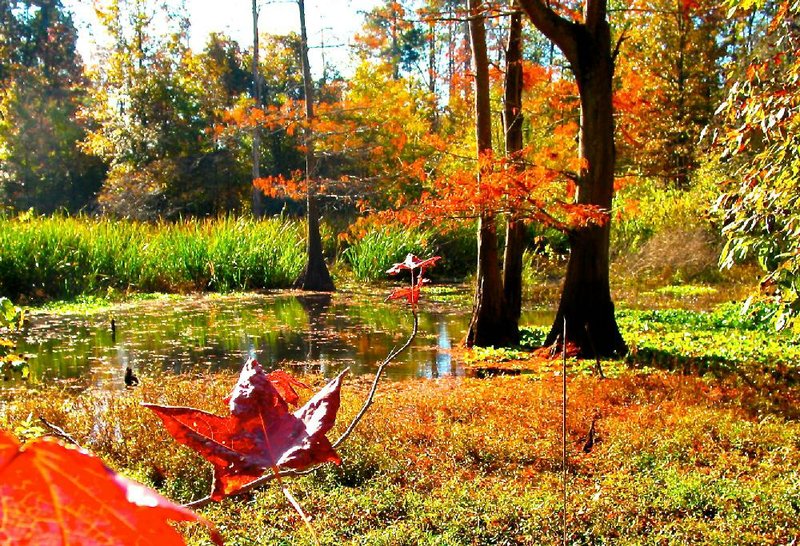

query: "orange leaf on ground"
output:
0 430 222 546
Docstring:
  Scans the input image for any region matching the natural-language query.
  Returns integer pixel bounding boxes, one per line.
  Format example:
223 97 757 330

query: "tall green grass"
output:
341 222 477 282
0 215 306 301
342 226 434 282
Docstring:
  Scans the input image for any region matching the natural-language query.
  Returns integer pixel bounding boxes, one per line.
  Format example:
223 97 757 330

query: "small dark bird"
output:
124 366 139 387
111 318 116 342
582 415 598 454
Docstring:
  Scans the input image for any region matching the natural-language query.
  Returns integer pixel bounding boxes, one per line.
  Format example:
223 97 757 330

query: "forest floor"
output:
2 263 799 544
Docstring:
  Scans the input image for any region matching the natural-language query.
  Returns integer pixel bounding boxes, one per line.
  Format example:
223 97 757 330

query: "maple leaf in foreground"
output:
264 369 310 406
145 360 346 501
386 253 441 275
0 430 222 546
223 368 310 407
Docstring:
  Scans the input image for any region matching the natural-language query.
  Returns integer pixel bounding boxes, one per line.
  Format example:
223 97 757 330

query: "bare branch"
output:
39 417 80 446
515 0 579 65
333 311 418 449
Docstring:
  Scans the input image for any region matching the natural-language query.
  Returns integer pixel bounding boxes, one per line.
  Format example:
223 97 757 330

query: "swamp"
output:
1 0 799 544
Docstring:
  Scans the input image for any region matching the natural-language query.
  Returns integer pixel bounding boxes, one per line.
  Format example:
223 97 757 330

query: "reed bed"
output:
0 215 306 300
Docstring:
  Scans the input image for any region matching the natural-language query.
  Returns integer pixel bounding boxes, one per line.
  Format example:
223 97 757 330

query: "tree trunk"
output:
465 0 519 347
518 0 627 357
294 0 335 292
251 0 265 217
502 12 525 322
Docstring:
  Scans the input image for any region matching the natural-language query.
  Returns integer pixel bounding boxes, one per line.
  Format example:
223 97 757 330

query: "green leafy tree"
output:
615 0 732 188
84 0 249 218
354 0 428 80
714 0 800 331
0 0 105 212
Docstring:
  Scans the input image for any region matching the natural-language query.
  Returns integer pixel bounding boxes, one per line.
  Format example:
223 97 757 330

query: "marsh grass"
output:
2 365 799 545
0 215 306 301
341 222 476 282
342 226 434 282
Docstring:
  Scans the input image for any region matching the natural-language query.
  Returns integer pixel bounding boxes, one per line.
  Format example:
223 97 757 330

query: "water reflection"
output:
11 292 553 388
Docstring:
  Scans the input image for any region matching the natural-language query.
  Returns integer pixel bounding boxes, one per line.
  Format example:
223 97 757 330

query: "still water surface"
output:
15 291 552 388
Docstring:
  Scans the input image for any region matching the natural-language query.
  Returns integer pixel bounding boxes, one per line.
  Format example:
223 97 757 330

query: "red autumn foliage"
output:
385 254 442 275
385 284 423 305
144 360 346 501
385 253 440 305
0 430 221 546
263 369 311 407
223 369 311 407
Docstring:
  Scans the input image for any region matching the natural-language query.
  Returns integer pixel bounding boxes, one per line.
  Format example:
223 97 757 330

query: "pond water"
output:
12 291 553 388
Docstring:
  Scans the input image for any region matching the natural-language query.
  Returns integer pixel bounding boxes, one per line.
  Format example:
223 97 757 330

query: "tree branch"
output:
39 417 80 446
333 311 418 448
515 0 579 65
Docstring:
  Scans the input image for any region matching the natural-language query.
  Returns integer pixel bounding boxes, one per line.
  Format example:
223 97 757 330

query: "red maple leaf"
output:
144 360 346 501
0 430 222 545
385 284 421 305
265 369 310 406
386 253 441 275
223 369 310 407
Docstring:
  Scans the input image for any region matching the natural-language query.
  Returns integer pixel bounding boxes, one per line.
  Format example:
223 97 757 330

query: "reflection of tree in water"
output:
22 294 478 384
295 294 332 370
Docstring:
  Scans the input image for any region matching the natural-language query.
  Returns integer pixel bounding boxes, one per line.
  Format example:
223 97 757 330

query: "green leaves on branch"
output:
0 297 28 380
713 0 800 331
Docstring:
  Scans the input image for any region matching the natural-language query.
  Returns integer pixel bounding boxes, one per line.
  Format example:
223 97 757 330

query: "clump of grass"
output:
0 215 306 302
653 284 718 298
341 225 433 282
339 220 476 282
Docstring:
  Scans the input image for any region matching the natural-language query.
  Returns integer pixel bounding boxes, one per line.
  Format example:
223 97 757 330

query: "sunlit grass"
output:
0 215 306 301
2 366 798 545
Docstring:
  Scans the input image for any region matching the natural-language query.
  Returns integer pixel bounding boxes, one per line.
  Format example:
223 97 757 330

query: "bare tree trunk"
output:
294 0 335 291
517 0 626 357
251 0 265 217
465 0 519 347
502 12 526 323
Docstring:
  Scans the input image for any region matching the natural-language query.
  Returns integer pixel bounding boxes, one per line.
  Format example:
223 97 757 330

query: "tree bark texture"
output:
516 0 626 356
294 0 335 292
465 0 519 347
251 0 265 217
502 12 526 323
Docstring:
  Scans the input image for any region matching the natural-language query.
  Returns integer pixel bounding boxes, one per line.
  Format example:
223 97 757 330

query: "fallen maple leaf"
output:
144 360 346 501
223 369 310 407
0 430 222 546
386 253 441 275
265 369 310 406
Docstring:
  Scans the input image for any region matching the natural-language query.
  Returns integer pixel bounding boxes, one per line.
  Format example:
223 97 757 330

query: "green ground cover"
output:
1 299 798 545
